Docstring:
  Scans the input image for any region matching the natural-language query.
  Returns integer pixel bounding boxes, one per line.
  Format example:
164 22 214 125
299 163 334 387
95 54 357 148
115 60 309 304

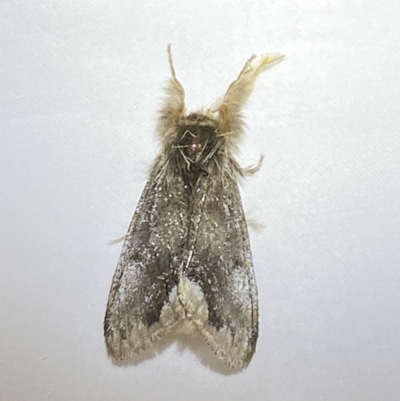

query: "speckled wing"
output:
178 165 258 368
104 161 188 360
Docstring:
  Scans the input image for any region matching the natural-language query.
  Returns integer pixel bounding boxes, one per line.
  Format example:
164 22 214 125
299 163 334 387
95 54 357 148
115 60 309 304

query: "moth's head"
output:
158 45 284 162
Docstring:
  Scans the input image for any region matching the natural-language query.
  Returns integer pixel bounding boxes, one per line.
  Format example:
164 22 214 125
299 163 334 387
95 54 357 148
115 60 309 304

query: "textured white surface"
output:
1 1 400 400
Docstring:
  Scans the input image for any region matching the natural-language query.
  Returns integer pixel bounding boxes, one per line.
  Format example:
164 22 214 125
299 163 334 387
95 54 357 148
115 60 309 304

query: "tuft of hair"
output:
158 44 186 144
216 53 285 145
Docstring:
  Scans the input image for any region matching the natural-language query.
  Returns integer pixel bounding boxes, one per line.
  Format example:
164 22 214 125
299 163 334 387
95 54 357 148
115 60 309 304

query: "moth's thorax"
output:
169 113 223 168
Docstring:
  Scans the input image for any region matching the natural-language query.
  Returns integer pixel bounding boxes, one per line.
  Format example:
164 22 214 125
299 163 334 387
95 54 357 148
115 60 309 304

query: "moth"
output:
104 46 284 368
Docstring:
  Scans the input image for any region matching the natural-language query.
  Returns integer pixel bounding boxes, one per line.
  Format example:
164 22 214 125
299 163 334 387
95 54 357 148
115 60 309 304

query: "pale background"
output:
1 1 400 400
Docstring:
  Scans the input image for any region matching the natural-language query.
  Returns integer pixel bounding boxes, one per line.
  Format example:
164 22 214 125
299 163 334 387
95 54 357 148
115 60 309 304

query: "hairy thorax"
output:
168 113 224 173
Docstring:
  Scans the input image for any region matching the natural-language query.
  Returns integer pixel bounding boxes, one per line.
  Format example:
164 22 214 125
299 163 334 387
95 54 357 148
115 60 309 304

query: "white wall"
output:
1 1 399 400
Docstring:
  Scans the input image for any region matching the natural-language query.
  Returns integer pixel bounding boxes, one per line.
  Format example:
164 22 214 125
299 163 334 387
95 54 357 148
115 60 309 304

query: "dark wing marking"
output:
178 164 258 368
104 161 188 360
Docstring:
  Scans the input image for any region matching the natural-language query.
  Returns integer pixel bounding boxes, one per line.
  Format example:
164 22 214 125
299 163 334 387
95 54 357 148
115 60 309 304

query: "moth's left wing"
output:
178 167 258 368
104 163 188 360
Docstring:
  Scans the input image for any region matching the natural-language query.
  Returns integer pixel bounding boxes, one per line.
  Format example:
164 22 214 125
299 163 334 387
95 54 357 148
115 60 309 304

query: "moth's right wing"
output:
104 162 188 360
178 167 258 368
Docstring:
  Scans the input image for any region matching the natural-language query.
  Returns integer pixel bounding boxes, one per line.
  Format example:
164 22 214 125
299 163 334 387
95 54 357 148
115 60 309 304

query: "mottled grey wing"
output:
178 166 258 368
104 163 188 360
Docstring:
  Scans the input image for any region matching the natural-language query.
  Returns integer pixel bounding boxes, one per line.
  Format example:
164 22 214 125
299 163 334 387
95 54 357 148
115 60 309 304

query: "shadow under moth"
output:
104 46 284 369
